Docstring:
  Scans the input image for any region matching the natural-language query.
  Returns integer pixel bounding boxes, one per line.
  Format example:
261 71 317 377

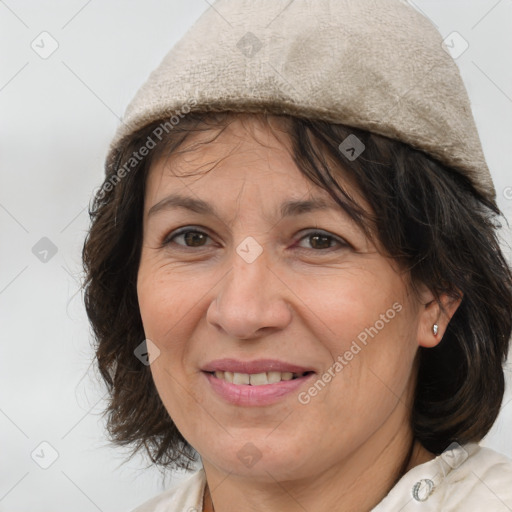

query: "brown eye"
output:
182 231 208 247
296 230 348 251
309 233 333 249
165 228 212 248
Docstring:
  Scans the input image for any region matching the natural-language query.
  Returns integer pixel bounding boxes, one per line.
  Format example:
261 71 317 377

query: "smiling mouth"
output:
206 370 314 386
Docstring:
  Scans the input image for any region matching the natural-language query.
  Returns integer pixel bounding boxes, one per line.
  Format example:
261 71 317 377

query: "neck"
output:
202 431 434 512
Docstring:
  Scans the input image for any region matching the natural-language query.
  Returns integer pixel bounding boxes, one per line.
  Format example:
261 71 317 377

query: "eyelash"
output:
162 226 349 252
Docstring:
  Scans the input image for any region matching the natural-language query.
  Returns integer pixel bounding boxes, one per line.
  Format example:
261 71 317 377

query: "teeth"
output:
249 372 268 385
233 372 250 385
267 371 282 384
213 370 304 385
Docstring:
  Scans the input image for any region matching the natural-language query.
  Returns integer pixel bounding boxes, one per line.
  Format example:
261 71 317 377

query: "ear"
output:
416 286 462 348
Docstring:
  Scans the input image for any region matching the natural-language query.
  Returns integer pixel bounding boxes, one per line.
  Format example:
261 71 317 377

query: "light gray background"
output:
1 1 511 511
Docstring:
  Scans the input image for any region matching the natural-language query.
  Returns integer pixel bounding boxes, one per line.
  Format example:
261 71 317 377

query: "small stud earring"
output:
432 324 439 336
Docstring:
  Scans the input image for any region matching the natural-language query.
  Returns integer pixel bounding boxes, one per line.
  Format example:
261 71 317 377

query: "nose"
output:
206 251 293 340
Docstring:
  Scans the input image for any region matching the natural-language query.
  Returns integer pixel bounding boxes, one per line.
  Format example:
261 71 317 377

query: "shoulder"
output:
443 444 512 509
373 443 512 511
130 469 206 512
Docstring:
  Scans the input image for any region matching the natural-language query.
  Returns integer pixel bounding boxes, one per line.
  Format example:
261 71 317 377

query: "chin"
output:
199 435 319 482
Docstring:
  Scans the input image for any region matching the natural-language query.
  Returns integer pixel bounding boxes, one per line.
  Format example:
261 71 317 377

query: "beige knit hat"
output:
108 0 495 202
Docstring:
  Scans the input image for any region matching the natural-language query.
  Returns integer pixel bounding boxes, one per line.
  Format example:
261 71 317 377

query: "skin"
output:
137 114 460 512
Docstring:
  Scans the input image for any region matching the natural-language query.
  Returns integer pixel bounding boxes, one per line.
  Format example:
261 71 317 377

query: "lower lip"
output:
203 372 315 406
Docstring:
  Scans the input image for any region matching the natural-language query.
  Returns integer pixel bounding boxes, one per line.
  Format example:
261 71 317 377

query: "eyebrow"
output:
147 193 339 220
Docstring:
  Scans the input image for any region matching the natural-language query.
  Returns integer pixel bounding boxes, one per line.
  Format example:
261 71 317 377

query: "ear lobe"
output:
417 291 462 348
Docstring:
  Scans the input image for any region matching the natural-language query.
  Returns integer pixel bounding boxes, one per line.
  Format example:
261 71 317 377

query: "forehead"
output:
144 114 356 208
151 115 298 180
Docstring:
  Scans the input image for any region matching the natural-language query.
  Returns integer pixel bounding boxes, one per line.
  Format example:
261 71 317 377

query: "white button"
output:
412 479 434 501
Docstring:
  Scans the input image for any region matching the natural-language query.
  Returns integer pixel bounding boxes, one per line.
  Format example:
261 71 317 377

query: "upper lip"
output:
201 358 314 374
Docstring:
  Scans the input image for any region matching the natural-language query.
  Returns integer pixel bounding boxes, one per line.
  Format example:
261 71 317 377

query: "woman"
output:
83 0 512 510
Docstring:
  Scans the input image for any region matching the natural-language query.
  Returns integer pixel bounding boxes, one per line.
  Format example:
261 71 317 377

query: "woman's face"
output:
137 115 433 482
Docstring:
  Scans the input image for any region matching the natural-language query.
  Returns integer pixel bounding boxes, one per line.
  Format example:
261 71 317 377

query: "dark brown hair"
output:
82 111 512 468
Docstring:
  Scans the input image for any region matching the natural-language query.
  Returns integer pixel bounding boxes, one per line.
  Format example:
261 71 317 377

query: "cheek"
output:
137 257 207 346
285 260 410 345
136 258 217 410
137 266 210 431
290 263 418 409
